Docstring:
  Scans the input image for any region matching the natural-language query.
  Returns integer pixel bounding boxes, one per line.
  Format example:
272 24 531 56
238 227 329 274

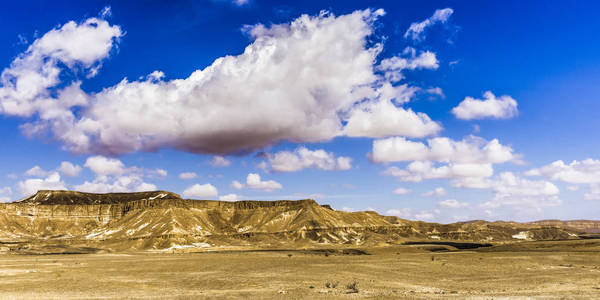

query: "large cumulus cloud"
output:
0 8 442 155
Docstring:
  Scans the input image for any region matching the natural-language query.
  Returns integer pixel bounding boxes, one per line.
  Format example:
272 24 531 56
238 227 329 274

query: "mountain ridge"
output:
0 190 597 253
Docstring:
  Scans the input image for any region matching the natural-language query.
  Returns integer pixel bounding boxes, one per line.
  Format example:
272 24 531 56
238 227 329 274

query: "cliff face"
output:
0 190 591 252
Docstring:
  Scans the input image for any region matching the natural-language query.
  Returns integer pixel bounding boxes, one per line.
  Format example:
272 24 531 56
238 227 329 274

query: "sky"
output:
0 0 599 223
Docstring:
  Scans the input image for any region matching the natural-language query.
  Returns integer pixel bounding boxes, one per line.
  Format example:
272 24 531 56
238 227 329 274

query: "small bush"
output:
346 280 359 293
287 254 292 257
325 280 339 288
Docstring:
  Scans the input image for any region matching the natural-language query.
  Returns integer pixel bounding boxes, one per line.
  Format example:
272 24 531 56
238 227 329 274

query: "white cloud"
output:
383 161 493 183
376 47 439 82
25 165 50 177
231 173 282 192
451 91 518 120
481 172 561 210
0 15 122 119
414 212 435 221
211 156 231 167
451 177 492 189
179 172 198 180
265 147 352 172
393 187 411 195
336 157 353 171
182 183 218 199
425 87 445 98
152 168 168 178
233 0 249 5
57 161 82 177
343 97 442 138
422 187 446 197
99 6 112 18
566 185 579 191
404 8 454 41
84 156 125 176
0 187 12 203
525 159 600 184
74 174 156 193
386 208 412 218
219 193 240 201
1 9 443 157
18 172 67 196
371 135 516 164
75 155 157 193
438 199 468 208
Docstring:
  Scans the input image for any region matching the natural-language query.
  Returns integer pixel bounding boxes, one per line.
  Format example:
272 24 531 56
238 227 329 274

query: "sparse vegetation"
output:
346 280 359 293
325 280 338 288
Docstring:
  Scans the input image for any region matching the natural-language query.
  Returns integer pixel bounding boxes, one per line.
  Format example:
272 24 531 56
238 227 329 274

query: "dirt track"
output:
1 242 599 299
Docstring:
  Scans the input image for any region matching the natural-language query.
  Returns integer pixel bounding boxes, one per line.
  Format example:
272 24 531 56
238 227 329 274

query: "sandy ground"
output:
0 243 599 299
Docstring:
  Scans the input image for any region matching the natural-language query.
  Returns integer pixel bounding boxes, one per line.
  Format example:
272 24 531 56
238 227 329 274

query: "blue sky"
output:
0 0 599 222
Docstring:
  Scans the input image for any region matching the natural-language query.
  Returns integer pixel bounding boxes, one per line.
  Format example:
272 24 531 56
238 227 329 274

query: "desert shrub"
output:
346 280 359 293
325 280 339 288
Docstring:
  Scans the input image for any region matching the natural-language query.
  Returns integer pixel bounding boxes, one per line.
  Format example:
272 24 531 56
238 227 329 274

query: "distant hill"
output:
0 190 594 253
529 220 600 233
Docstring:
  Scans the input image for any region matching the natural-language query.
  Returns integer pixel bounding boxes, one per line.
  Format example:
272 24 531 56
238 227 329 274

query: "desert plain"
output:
1 239 600 299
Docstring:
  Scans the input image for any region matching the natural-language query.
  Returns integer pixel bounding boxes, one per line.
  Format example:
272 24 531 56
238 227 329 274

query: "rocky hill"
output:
0 190 592 253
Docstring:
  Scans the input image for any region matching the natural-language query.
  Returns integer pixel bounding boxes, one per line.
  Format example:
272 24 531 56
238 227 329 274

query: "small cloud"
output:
386 208 412 218
182 183 218 199
231 173 282 192
16 34 28 45
25 166 50 177
422 187 446 197
179 172 198 180
84 156 126 176
99 6 112 18
211 156 231 167
393 187 412 195
153 168 168 178
452 91 518 120
404 8 454 41
263 147 352 172
57 161 82 177
414 211 435 221
424 87 445 99
438 199 469 208
219 193 240 201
